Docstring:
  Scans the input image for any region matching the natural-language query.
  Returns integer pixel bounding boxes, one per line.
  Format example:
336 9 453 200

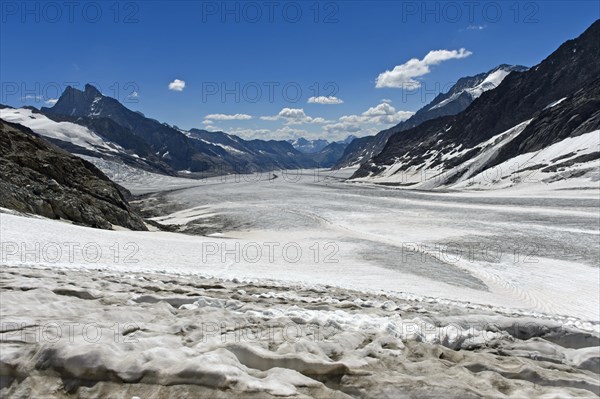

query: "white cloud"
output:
168 79 186 91
22 95 43 101
205 102 413 141
361 103 415 124
212 102 413 141
307 96 344 104
259 115 280 121
204 113 252 121
467 25 487 30
45 98 58 105
362 102 396 117
261 108 328 125
323 102 414 134
381 98 393 104
278 108 308 120
323 120 362 134
375 48 472 89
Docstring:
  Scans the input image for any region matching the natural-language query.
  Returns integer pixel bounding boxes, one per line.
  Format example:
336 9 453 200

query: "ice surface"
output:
2 167 598 320
1 266 598 397
1 155 598 396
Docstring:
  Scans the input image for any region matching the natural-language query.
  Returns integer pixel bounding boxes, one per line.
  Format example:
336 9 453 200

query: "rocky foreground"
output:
1 265 598 398
0 119 147 231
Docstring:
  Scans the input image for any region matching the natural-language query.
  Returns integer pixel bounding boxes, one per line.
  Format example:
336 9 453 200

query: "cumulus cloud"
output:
323 102 414 134
168 79 186 91
375 48 472 89
210 102 413 141
45 98 58 105
307 96 344 104
259 115 280 121
204 113 252 121
261 108 328 125
361 103 414 124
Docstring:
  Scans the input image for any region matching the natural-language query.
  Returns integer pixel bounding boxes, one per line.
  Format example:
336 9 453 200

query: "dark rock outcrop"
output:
0 119 147 230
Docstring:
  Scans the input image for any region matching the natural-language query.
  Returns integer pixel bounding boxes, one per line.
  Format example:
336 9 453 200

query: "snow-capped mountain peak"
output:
429 64 527 111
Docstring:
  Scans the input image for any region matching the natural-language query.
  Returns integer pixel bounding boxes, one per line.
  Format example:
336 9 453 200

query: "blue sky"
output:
1 1 598 141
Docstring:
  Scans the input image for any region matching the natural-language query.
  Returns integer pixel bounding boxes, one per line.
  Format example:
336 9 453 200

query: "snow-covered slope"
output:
0 107 178 175
0 108 123 154
429 67 517 111
353 121 599 192
454 129 600 191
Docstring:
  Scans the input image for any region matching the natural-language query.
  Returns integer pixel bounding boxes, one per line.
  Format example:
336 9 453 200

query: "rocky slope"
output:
0 119 147 230
0 106 175 176
334 65 527 168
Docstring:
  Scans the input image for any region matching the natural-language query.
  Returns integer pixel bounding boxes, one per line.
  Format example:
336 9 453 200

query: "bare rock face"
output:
0 119 147 230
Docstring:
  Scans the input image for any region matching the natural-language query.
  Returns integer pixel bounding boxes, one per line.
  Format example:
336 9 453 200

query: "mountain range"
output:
334 64 528 168
1 85 355 178
0 62 531 180
351 19 600 191
288 136 357 154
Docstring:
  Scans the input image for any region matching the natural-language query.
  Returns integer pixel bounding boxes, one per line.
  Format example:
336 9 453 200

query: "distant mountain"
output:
288 135 357 166
341 135 358 144
334 65 528 168
288 138 330 153
352 20 600 190
0 107 176 175
0 119 147 230
310 141 351 167
185 128 318 170
28 85 349 174
40 84 240 174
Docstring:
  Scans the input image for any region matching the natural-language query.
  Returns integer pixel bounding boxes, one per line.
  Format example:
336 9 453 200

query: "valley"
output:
1 13 599 399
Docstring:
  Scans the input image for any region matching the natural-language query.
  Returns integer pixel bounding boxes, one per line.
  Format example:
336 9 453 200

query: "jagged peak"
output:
84 84 102 97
